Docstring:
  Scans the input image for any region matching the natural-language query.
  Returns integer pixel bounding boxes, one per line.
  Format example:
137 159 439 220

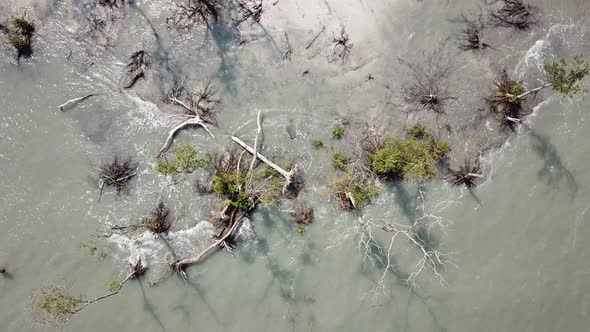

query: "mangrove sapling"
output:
330 27 353 62
332 125 344 139
448 158 484 188
399 52 455 114
5 16 36 60
31 259 147 326
331 150 349 171
311 139 324 149
124 50 150 89
98 156 138 196
167 0 220 32
487 0 536 30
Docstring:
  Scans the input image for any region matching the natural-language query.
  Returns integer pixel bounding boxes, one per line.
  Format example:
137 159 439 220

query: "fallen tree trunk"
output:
173 211 246 275
58 93 97 111
231 136 294 183
158 117 214 156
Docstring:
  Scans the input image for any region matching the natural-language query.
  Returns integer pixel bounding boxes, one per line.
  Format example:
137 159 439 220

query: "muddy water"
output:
1 0 589 331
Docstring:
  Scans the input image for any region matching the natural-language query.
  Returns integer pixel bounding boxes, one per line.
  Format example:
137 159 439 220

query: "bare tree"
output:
158 81 220 156
167 0 220 32
399 51 455 114
98 156 138 198
453 11 489 51
234 0 264 25
124 50 150 89
330 27 353 62
487 0 536 30
448 158 484 188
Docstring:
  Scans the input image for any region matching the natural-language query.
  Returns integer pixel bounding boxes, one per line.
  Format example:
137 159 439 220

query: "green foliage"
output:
107 280 122 293
81 242 107 260
311 139 324 148
331 172 379 210
510 84 525 103
331 151 349 170
409 124 428 139
154 145 210 182
250 165 284 206
213 171 254 210
370 135 449 180
544 56 590 96
33 287 81 324
332 126 344 139
12 17 35 36
9 35 29 52
443 121 452 132
296 225 306 234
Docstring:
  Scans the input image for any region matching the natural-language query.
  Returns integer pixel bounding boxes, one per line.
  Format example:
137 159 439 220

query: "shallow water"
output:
1 0 590 331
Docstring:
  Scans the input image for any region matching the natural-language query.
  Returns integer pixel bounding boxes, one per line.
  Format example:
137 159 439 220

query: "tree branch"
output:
231 136 294 183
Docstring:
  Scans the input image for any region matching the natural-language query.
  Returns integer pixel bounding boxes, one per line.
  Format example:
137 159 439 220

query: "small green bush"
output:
154 144 210 182
443 121 452 132
332 126 344 139
311 139 324 148
332 151 349 170
331 172 379 210
12 17 35 36
510 84 525 103
409 124 428 139
9 36 30 52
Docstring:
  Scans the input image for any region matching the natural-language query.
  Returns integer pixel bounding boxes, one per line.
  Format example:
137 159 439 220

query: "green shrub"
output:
331 172 379 210
544 56 590 96
311 139 324 148
12 17 35 36
332 126 344 139
370 136 449 180
154 144 210 182
9 36 31 54
409 124 428 139
332 151 349 170
510 84 525 103
443 121 452 132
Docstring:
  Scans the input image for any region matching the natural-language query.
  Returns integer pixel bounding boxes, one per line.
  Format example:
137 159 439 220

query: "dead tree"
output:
167 0 220 32
170 113 298 277
143 201 172 234
158 82 220 156
453 11 489 51
289 201 314 225
448 159 483 188
330 27 353 62
98 156 138 197
399 52 455 114
124 50 150 89
487 0 536 30
97 0 126 8
234 0 263 25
